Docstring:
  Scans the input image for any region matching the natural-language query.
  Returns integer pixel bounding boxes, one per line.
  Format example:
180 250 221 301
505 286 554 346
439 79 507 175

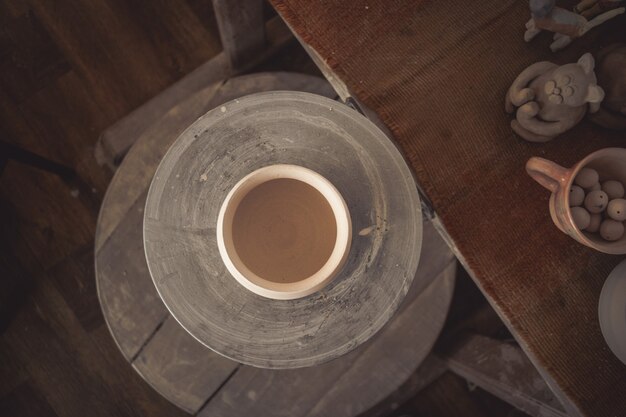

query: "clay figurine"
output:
524 0 624 51
588 44 626 130
505 53 605 142
575 0 625 19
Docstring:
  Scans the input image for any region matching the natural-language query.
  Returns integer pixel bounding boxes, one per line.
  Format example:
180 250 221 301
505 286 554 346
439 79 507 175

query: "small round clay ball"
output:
607 198 626 221
569 185 585 206
600 219 624 241
570 206 591 230
586 213 602 233
574 167 599 189
590 182 601 191
602 180 625 200
584 190 609 213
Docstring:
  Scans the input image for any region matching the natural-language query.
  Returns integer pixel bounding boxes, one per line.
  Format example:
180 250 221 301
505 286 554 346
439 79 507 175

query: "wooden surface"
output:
96 73 456 412
96 15 294 169
398 371 529 417
270 0 626 415
0 1 224 416
97 188 168 359
212 0 265 70
132 315 237 414
442 334 566 417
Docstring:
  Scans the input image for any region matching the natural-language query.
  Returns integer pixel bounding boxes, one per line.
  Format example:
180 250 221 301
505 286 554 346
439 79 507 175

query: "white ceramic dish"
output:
599 259 626 365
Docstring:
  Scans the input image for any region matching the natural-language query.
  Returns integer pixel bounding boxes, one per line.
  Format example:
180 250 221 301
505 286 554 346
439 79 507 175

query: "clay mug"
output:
217 164 352 300
526 147 626 254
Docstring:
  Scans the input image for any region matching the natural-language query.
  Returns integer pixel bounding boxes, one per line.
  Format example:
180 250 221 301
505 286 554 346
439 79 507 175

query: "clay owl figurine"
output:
505 53 605 142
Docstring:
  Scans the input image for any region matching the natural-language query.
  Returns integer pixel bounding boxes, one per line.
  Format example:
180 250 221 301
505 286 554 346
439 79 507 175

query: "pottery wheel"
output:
144 91 423 369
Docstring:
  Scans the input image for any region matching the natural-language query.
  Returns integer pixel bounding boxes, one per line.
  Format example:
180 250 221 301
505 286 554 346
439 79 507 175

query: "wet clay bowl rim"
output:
527 147 626 254
217 164 352 300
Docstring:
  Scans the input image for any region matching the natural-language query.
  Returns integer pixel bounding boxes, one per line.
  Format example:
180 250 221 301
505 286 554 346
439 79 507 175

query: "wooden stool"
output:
95 72 456 416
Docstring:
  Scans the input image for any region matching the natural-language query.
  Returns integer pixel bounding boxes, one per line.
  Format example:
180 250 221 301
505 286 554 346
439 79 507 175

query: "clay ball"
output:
600 219 624 241
569 185 585 206
584 190 609 213
586 213 602 233
607 198 626 221
571 206 591 230
574 168 599 189
602 180 625 199
590 182 601 191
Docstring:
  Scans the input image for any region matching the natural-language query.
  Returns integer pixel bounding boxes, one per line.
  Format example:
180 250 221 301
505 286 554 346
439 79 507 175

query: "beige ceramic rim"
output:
217 164 352 300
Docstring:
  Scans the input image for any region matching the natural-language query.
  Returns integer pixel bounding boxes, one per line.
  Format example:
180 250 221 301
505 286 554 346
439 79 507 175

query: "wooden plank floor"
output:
0 1 526 416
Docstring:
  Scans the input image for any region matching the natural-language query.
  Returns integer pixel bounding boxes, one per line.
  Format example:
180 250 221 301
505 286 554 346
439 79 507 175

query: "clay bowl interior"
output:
567 150 626 254
217 164 352 300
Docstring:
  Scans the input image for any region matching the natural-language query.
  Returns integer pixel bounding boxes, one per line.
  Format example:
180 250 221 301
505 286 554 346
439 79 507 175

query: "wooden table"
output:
267 1 626 416
95 72 456 416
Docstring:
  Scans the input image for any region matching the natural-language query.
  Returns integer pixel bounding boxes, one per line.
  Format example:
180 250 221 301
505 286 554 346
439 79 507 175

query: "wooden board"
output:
442 334 566 417
212 0 265 70
132 315 238 414
359 355 449 417
96 189 169 360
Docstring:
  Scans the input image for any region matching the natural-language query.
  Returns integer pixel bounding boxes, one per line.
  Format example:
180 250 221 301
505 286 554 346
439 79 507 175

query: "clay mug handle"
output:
526 157 570 193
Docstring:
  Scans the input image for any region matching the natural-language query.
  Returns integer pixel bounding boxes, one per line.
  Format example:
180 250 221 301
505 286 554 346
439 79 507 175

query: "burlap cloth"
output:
270 0 626 415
